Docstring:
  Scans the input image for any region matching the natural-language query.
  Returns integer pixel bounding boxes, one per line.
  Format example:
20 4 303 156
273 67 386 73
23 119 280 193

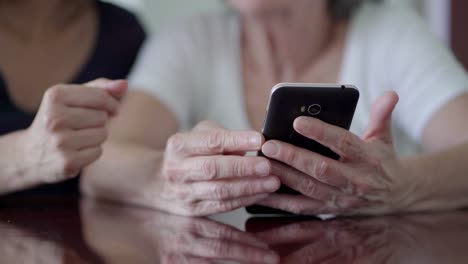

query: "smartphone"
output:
246 83 360 215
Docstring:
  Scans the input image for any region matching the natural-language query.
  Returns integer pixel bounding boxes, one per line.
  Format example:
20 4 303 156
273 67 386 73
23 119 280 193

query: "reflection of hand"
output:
81 199 279 263
258 92 418 215
253 219 388 263
250 212 468 264
155 120 280 216
0 222 82 264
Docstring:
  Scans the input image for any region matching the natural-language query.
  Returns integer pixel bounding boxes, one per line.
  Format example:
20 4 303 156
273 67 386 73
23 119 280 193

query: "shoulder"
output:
87 1 146 79
351 1 428 38
97 1 144 29
96 1 146 46
346 1 440 71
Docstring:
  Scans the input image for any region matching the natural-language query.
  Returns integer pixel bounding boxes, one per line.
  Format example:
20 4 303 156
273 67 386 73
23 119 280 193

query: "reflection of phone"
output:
246 83 359 215
245 217 320 256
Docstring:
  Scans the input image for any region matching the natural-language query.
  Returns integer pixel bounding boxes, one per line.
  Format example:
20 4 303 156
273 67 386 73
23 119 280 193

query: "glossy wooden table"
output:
1 195 468 264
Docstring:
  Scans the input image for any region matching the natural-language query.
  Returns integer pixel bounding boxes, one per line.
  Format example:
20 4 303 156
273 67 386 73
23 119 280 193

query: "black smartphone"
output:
246 83 360 215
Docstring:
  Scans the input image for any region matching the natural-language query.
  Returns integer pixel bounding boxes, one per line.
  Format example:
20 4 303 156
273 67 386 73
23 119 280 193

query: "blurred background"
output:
103 0 468 69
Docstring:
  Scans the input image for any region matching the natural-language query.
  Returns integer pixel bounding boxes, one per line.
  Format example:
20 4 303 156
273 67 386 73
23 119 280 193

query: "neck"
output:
242 4 339 78
0 0 91 40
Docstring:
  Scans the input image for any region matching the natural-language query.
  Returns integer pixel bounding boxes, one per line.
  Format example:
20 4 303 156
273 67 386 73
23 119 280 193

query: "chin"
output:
228 0 286 15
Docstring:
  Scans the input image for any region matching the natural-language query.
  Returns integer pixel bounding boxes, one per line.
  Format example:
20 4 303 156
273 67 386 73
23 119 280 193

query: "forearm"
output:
81 140 164 208
401 142 468 212
0 130 40 194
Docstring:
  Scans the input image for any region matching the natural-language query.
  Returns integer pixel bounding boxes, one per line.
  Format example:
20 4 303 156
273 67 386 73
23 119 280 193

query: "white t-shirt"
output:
129 2 468 157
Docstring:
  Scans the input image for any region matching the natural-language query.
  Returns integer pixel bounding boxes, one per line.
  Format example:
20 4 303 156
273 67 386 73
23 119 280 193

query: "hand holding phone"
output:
247 83 360 214
247 84 404 217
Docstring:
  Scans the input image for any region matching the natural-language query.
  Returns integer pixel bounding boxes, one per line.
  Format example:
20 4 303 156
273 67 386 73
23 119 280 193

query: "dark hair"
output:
328 0 380 20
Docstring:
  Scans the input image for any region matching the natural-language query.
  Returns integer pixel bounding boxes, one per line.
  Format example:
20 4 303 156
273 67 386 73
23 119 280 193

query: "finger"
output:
62 108 108 129
353 241 393 263
262 140 354 191
362 91 399 143
328 229 387 263
156 214 269 250
320 252 353 264
293 116 365 160
333 228 381 248
177 156 271 182
61 128 108 150
258 194 326 215
84 78 128 99
270 160 343 201
73 147 103 169
177 236 280 263
167 130 263 157
190 193 270 216
184 219 269 249
283 238 341 264
162 254 214 264
191 176 280 201
266 193 364 215
52 85 120 115
254 221 325 245
161 254 213 264
257 193 362 216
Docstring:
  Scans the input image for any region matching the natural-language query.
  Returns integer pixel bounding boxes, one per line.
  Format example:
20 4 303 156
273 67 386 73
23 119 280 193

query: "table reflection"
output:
80 199 279 264
247 213 468 263
0 197 101 263
1 197 468 264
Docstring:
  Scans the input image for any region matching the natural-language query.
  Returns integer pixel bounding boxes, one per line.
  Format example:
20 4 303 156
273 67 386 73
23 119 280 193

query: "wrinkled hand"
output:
19 79 127 185
156 121 280 216
259 91 415 215
81 199 280 264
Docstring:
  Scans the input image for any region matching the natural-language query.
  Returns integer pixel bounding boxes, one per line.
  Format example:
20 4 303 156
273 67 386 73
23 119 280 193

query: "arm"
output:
80 91 177 207
401 93 468 211
401 142 468 212
0 79 126 195
0 131 32 193
422 93 468 151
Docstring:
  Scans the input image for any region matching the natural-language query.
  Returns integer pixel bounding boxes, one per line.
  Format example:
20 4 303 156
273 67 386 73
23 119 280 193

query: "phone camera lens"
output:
308 104 321 115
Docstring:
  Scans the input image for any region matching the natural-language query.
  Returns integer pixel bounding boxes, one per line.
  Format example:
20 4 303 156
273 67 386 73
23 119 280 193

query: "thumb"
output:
84 78 128 99
363 91 399 143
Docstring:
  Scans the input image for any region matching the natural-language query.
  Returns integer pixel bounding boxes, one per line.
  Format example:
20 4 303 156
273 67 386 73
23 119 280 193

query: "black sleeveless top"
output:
0 1 146 196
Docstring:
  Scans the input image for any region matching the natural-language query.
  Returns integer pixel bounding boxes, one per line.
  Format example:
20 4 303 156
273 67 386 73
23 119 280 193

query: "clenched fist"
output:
16 79 127 187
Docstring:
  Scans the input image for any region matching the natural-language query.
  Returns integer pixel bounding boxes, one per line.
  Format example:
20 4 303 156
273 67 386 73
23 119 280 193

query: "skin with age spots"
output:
154 121 281 216
259 92 405 215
